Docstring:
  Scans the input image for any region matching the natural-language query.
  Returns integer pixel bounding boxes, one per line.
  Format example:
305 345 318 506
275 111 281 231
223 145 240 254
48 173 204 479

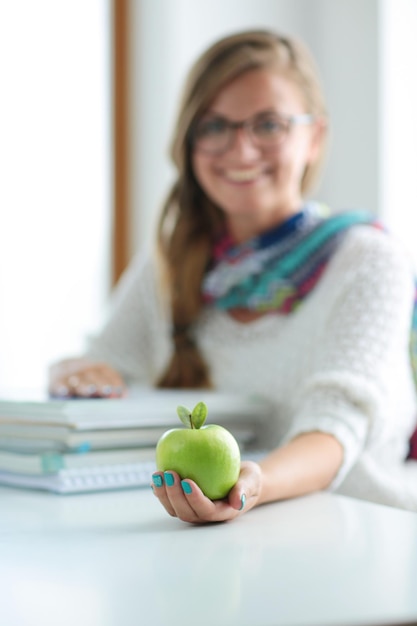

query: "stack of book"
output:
0 388 271 494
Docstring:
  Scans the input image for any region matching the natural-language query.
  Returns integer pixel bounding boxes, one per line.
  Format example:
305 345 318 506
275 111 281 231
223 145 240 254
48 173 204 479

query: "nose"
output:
228 126 260 158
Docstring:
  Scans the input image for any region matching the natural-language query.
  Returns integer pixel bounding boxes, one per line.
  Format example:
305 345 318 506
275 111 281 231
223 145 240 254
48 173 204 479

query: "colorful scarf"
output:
203 204 383 312
202 204 417 395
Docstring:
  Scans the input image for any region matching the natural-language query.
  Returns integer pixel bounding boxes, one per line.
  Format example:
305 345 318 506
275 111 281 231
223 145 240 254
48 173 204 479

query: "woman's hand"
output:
48 357 127 398
151 433 344 524
151 460 262 523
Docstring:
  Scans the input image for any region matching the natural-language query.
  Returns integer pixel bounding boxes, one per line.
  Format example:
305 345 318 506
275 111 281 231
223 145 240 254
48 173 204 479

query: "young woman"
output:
49 30 417 518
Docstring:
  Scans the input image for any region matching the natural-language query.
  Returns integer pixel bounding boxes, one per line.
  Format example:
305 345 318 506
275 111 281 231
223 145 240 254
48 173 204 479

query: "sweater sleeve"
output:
281 227 416 489
85 253 171 385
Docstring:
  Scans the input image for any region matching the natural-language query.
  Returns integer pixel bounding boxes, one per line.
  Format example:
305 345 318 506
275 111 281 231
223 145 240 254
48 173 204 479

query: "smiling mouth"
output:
223 168 264 183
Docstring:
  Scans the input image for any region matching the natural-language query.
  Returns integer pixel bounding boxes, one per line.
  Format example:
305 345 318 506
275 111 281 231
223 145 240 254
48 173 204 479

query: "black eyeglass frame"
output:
190 112 316 155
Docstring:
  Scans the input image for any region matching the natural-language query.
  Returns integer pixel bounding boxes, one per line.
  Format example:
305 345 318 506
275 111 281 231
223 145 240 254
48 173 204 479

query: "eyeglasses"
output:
191 111 315 155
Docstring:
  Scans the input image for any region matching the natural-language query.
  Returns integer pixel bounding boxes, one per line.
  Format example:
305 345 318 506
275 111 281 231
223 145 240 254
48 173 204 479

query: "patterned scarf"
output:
203 204 382 312
202 204 417 394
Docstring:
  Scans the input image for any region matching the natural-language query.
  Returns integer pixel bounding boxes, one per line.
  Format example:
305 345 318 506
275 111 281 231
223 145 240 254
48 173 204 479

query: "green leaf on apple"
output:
177 405 192 428
191 401 207 429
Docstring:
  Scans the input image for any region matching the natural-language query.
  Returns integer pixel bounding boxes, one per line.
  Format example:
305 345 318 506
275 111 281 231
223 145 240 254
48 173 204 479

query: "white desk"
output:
1 486 417 626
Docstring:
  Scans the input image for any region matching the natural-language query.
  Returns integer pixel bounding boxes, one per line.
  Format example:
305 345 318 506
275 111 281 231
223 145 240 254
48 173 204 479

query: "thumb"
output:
228 460 262 512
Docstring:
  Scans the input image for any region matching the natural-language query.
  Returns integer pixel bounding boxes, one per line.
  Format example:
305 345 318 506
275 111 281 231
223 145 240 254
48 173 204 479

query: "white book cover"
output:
0 446 156 475
0 388 272 433
0 424 256 453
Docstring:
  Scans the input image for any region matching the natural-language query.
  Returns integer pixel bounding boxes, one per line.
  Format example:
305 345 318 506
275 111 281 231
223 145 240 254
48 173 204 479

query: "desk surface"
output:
1 486 417 626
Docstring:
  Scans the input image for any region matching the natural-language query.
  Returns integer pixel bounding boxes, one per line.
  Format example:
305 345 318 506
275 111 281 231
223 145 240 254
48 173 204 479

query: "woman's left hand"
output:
151 461 262 523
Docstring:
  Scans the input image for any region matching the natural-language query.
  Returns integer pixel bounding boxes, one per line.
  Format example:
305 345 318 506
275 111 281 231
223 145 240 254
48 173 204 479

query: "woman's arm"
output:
152 228 415 523
257 431 343 504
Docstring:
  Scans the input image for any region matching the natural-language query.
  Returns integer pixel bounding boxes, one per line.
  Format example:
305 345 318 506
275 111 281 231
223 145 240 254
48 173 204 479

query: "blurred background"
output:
0 0 416 390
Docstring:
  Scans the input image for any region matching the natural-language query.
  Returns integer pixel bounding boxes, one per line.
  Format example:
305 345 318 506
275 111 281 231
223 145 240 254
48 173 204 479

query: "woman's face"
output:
192 69 324 242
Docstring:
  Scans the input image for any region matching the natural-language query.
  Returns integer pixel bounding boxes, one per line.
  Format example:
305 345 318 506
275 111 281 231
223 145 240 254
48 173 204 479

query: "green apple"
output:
155 401 241 500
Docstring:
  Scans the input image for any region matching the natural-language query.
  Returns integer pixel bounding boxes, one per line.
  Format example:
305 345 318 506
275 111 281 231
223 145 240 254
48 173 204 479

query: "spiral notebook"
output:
0 462 157 494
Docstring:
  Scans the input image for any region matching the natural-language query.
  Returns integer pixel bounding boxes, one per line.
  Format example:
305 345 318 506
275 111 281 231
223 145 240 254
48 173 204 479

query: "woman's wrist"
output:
257 432 343 504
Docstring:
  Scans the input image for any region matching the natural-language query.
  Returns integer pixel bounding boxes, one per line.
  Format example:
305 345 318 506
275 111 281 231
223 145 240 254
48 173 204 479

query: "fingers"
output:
49 359 126 398
66 364 125 398
151 461 262 524
151 470 235 523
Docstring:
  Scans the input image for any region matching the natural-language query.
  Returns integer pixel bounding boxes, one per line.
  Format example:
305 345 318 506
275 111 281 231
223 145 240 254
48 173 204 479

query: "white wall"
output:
379 0 417 266
0 0 112 390
130 0 381 252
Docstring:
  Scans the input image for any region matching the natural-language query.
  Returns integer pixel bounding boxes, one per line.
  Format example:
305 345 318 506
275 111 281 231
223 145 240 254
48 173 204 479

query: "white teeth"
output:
225 168 262 182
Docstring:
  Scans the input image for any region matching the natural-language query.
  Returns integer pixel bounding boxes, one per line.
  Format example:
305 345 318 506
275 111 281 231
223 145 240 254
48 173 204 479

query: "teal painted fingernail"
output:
181 480 192 494
164 471 174 487
152 474 163 487
239 493 246 511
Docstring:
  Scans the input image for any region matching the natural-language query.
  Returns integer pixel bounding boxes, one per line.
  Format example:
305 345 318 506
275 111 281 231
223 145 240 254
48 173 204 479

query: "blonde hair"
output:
156 29 328 388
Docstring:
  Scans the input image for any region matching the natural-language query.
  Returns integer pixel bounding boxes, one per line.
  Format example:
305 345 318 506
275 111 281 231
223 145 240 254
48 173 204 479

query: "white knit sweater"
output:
87 225 417 511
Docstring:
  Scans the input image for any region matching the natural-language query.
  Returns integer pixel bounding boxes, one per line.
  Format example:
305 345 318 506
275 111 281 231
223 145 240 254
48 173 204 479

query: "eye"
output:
195 117 228 138
252 116 287 136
